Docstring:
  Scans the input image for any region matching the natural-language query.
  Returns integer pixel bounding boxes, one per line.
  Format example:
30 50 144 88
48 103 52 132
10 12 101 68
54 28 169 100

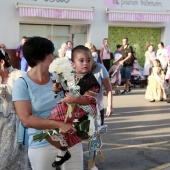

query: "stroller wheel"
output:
115 89 121 95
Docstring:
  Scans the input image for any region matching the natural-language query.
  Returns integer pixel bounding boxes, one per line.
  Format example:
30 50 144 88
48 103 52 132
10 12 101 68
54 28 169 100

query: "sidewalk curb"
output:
150 163 170 170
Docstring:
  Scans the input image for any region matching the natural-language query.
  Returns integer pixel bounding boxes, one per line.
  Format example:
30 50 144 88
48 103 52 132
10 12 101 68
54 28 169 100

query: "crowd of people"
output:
143 42 170 103
0 35 170 170
0 37 113 170
97 37 170 103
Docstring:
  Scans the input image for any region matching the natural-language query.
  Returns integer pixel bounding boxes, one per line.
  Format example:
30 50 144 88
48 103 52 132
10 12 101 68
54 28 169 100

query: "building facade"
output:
0 0 170 66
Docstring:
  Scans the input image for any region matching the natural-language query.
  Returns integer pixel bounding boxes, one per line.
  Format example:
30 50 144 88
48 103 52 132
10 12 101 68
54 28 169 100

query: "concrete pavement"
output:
83 88 170 170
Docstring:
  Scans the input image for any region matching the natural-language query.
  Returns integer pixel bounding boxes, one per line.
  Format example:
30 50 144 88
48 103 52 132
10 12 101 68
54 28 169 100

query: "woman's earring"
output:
1 65 4 72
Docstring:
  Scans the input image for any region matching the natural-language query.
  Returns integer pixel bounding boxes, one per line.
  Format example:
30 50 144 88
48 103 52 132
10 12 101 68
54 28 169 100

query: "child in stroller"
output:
131 60 145 88
109 63 122 95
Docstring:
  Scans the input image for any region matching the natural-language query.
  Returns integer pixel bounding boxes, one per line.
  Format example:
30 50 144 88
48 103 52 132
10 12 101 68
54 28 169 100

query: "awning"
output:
106 8 170 22
16 3 94 20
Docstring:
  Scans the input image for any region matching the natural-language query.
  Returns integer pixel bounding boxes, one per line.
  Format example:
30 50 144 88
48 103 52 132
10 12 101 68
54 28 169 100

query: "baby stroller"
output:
130 60 145 88
109 64 122 95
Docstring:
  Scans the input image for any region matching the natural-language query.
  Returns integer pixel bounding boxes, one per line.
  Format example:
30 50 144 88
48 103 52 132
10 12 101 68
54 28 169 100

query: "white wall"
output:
0 1 20 48
1 0 170 49
86 0 109 49
161 24 170 47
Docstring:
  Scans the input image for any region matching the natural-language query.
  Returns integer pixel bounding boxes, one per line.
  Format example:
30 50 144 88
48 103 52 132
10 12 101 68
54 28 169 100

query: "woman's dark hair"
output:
159 42 164 48
71 45 92 62
0 50 11 68
155 59 161 66
23 37 55 67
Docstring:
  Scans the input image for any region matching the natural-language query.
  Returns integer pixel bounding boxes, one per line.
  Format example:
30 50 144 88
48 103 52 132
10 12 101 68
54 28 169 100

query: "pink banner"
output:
108 12 170 22
18 7 94 20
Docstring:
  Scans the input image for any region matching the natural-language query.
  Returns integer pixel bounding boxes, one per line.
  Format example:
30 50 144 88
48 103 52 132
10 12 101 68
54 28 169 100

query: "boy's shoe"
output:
121 89 128 94
52 150 71 167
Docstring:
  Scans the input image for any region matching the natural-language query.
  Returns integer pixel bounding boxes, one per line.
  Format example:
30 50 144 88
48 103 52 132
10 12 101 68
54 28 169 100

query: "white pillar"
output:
87 8 109 50
161 24 170 47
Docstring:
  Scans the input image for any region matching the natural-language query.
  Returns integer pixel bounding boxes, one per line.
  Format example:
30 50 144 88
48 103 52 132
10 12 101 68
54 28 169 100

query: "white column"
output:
0 1 20 48
86 7 109 50
161 23 170 47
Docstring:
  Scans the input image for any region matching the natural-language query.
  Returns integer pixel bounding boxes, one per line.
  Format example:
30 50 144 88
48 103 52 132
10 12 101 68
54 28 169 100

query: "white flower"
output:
49 58 73 81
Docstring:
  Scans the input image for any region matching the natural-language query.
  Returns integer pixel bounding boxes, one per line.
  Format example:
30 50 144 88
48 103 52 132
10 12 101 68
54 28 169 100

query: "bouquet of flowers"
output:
49 58 80 121
49 58 75 91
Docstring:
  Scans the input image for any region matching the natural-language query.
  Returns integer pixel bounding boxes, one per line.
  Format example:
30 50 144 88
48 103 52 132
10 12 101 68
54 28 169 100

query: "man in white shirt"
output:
65 41 73 60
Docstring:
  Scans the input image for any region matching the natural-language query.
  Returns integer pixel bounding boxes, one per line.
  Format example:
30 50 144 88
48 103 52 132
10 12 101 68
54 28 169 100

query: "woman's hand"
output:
59 122 77 133
106 105 113 117
52 82 62 92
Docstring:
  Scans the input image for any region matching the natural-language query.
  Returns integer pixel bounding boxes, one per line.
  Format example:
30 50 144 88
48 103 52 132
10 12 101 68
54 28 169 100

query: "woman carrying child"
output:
145 59 166 102
12 37 81 170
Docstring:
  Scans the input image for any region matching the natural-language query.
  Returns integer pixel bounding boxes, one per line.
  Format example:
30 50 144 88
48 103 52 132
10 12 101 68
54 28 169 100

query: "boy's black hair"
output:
71 45 92 62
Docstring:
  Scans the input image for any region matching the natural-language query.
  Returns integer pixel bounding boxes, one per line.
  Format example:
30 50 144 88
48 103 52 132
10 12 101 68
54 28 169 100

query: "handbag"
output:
18 77 28 146
18 122 28 145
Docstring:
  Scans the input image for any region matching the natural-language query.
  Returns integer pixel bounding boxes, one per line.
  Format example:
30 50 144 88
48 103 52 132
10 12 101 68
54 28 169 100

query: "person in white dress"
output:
0 49 31 170
65 41 73 60
156 42 169 72
143 44 156 79
58 43 67 58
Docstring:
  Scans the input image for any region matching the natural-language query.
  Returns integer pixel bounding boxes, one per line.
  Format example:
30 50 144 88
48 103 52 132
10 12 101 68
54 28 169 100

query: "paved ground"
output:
83 88 170 170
